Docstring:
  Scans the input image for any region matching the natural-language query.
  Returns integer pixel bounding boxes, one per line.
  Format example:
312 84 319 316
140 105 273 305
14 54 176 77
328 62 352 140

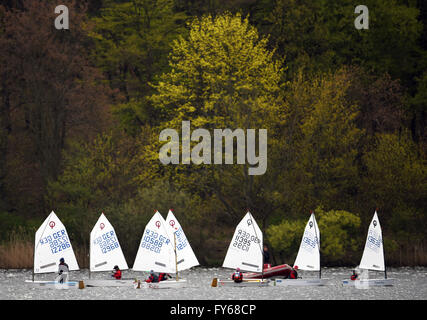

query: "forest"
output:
0 0 426 269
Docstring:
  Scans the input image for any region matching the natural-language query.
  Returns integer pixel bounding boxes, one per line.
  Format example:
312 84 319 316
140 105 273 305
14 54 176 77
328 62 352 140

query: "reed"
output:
0 228 90 269
387 242 427 267
0 231 33 269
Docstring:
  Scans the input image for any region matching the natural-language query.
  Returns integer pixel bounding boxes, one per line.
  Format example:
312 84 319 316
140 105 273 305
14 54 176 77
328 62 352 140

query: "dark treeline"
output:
0 0 426 268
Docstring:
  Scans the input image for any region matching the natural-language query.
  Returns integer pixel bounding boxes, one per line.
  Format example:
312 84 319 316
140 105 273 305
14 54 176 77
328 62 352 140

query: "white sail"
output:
90 213 129 272
132 211 175 273
293 213 320 271
165 210 199 271
222 212 263 272
34 211 79 274
359 211 385 271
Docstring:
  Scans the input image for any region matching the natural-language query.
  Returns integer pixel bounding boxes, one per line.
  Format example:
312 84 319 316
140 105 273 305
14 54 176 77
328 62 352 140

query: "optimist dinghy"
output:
272 212 328 286
342 211 394 287
25 211 84 289
211 211 269 287
84 213 134 287
133 210 199 289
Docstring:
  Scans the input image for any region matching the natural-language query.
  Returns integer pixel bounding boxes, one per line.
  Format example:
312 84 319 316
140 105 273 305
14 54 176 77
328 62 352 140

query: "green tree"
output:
266 207 361 265
144 12 287 229
278 68 364 215
266 218 305 264
46 131 139 246
316 207 361 264
361 131 427 231
261 0 424 85
87 0 187 134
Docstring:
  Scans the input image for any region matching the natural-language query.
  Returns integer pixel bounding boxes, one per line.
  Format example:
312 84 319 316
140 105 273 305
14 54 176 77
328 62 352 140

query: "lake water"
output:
1 267 426 300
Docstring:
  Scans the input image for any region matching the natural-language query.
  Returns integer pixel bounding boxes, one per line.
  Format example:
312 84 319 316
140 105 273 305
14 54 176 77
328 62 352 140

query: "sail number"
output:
175 227 188 251
141 228 170 253
366 229 381 252
39 229 71 254
301 230 318 252
93 230 120 254
233 229 260 252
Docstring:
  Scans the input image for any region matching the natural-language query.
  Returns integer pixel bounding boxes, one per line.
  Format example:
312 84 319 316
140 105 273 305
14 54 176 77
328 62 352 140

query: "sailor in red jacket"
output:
159 273 172 281
232 268 243 283
112 265 122 280
350 270 359 281
145 270 159 283
289 265 298 279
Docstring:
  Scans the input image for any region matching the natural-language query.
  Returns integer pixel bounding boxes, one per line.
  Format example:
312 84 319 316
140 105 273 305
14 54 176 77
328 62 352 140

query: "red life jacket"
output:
145 274 159 283
232 272 243 282
113 270 122 280
351 274 358 281
290 270 298 279
159 273 169 281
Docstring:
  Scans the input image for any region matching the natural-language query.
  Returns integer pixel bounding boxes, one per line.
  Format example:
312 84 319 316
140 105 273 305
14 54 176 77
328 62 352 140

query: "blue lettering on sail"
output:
40 229 71 254
140 228 170 254
232 229 260 252
301 230 318 253
93 230 120 254
175 227 188 251
366 229 381 252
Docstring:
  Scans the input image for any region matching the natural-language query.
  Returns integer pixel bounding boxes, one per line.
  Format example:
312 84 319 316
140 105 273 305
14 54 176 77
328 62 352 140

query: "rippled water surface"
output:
1 267 426 300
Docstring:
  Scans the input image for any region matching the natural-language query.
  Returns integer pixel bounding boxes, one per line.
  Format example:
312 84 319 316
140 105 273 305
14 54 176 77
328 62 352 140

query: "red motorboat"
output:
243 264 292 279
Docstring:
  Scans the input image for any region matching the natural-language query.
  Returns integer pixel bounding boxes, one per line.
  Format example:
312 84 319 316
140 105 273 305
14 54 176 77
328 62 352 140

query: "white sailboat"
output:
342 211 394 287
165 209 200 272
133 210 191 289
25 211 84 289
85 213 133 287
272 212 327 286
212 211 269 287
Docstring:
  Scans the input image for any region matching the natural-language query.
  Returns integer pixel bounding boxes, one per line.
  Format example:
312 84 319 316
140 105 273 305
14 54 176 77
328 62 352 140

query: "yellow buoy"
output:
211 278 218 287
78 280 85 289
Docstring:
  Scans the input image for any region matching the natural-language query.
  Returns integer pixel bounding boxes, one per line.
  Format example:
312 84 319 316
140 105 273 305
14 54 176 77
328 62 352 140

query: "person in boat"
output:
350 270 359 281
289 265 298 279
111 265 122 280
57 257 69 283
232 268 243 283
263 245 271 269
158 273 172 281
145 270 159 283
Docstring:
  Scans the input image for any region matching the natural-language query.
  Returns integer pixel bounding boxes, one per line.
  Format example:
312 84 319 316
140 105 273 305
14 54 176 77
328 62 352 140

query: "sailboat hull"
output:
271 278 328 286
25 279 84 289
213 278 270 287
135 279 188 289
342 278 394 287
85 279 135 287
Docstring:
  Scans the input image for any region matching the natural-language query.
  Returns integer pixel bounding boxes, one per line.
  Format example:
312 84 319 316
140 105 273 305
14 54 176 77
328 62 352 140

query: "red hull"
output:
243 264 292 279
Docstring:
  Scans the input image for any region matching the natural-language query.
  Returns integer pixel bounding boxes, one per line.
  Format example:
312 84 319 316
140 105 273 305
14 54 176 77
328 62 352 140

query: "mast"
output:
377 208 387 280
32 212 51 282
261 252 264 280
89 235 91 279
311 211 321 279
248 210 264 279
32 237 35 282
174 232 178 281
